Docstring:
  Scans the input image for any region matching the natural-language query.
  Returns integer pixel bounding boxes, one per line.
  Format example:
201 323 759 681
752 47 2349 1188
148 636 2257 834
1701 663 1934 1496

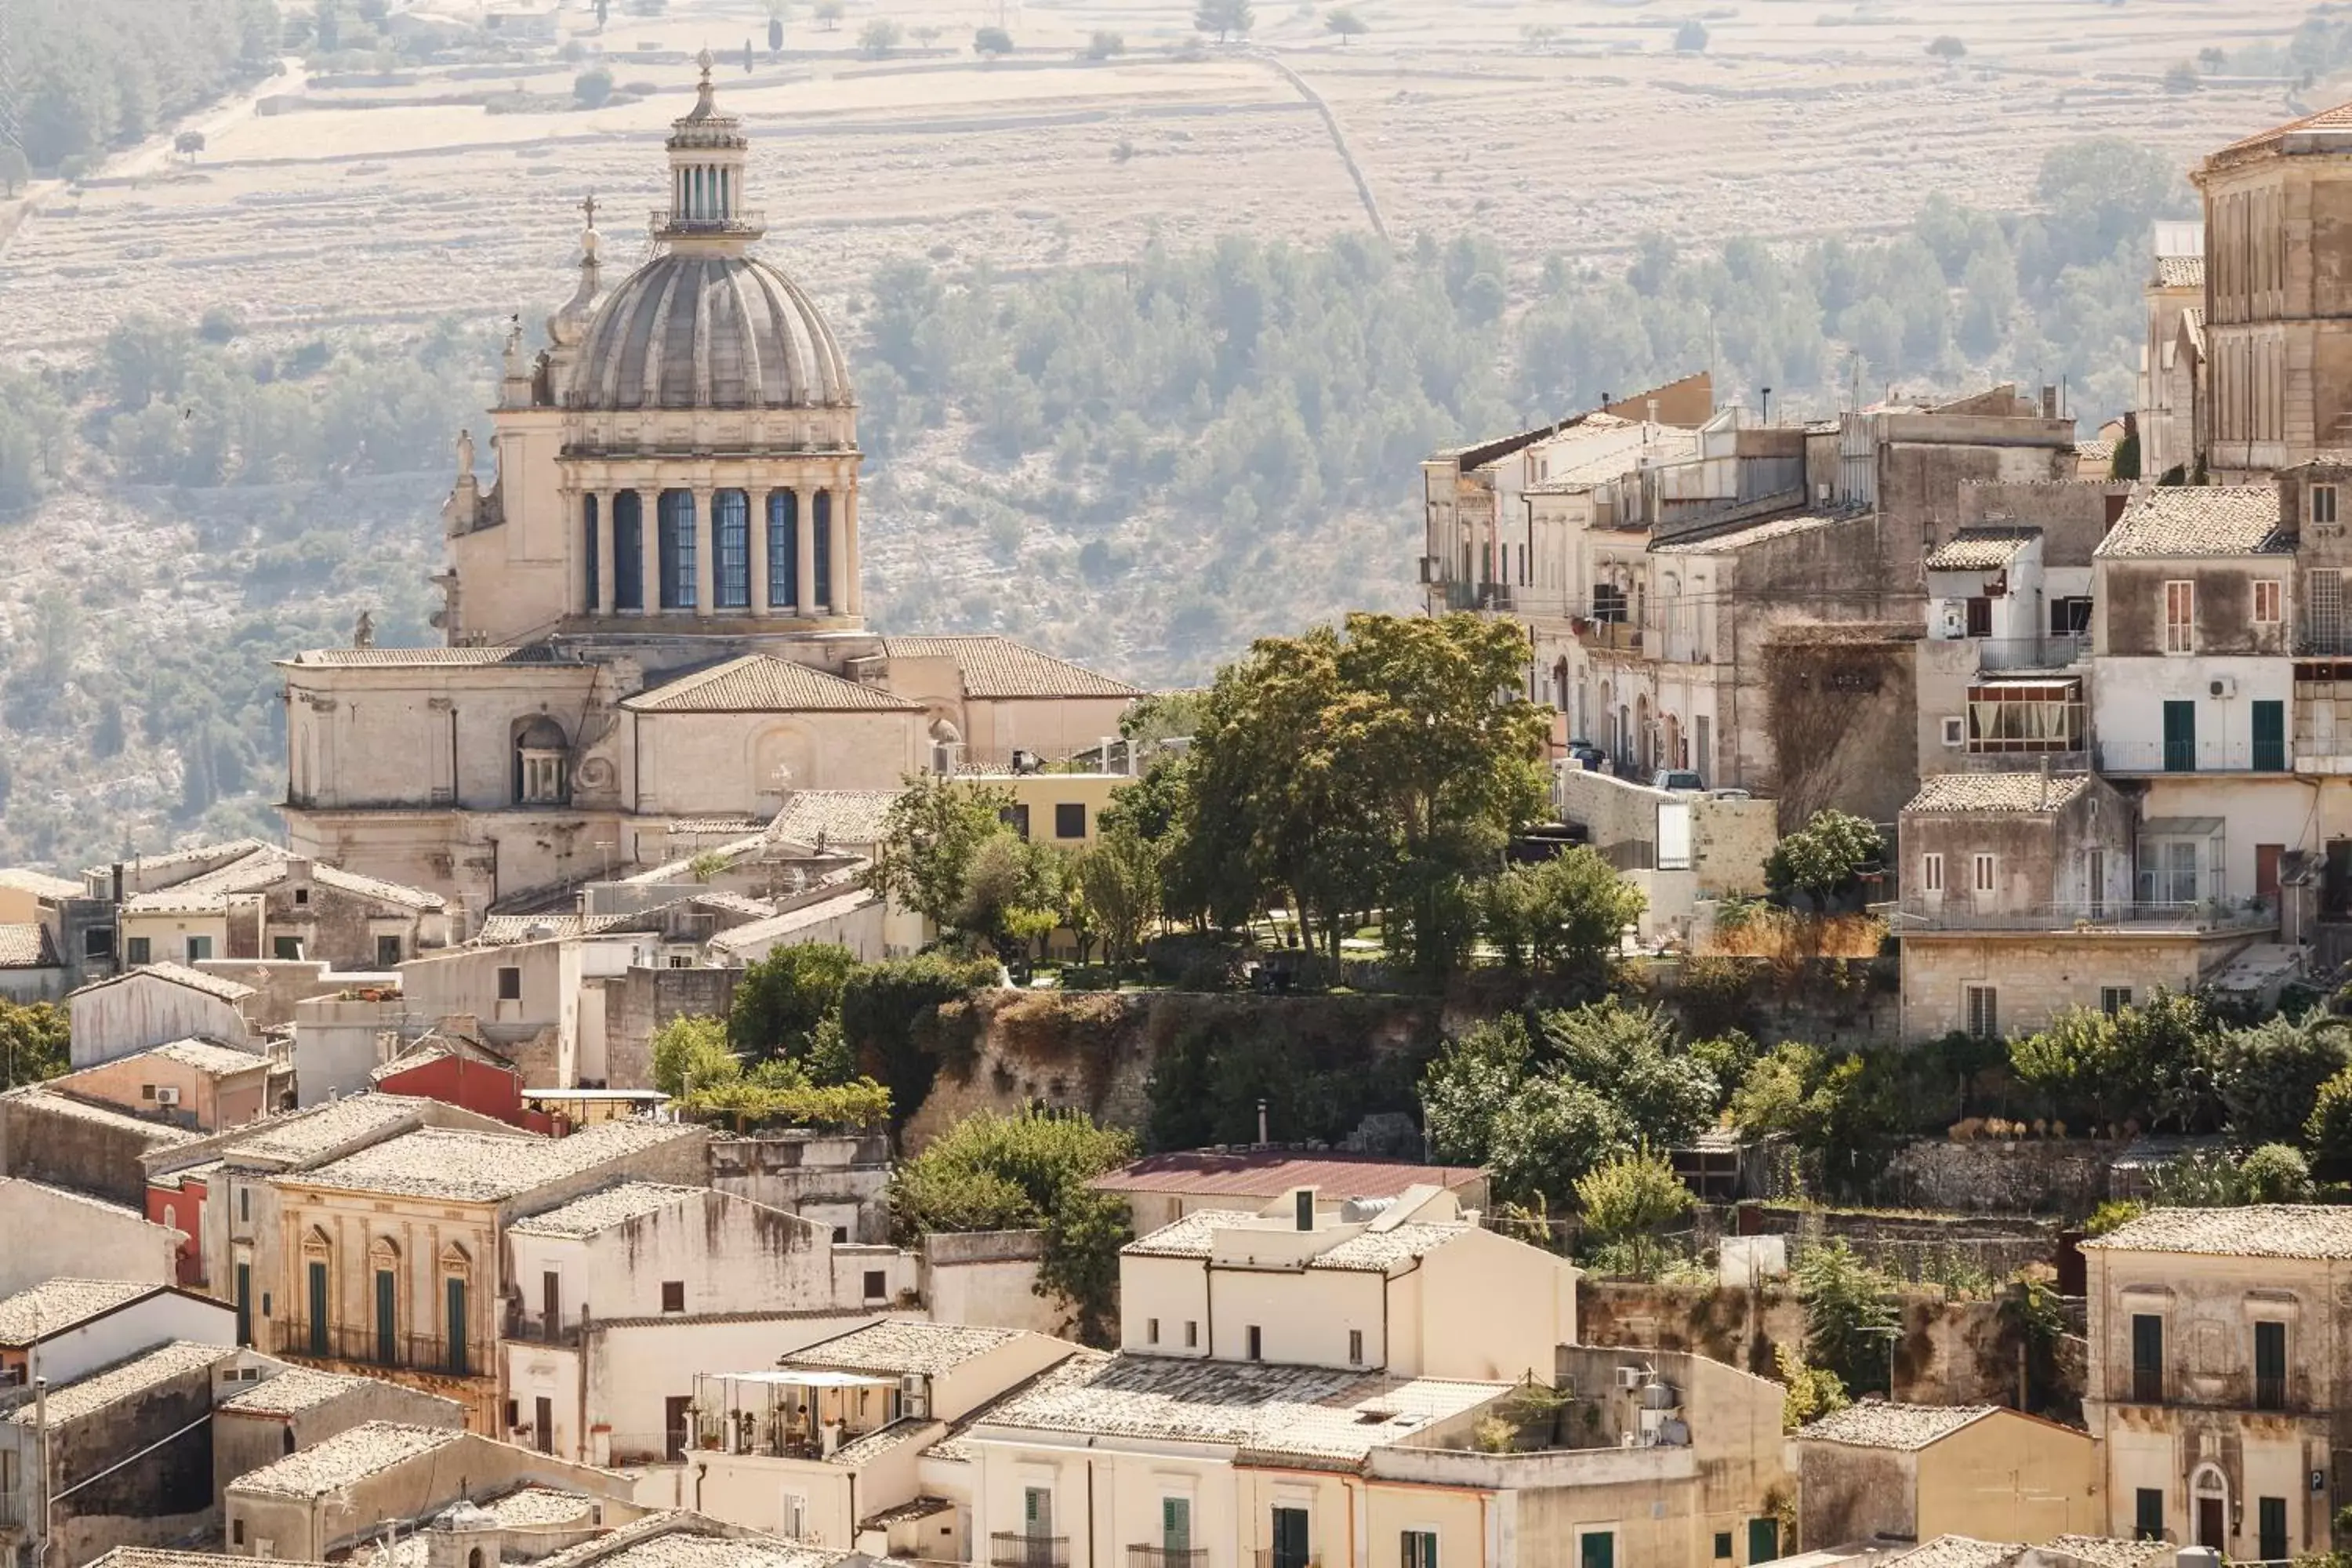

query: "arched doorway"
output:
2190 1464 2227 1551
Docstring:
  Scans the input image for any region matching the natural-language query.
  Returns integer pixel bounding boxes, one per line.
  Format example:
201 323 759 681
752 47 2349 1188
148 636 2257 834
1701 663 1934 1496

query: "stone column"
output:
593 490 617 617
637 488 659 616
557 487 582 614
842 485 862 616
692 487 716 616
796 488 818 619
748 489 771 619
827 480 848 617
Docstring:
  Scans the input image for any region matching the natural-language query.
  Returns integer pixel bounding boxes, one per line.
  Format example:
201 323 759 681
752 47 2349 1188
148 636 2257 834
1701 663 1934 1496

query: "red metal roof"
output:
1090 1151 1483 1198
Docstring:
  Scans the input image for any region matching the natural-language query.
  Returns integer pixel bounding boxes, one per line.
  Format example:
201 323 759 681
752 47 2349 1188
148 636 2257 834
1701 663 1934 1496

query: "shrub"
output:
974 24 1013 53
2082 1198 2144 1236
1086 29 1125 57
652 1014 738 1097
1673 18 1708 51
1796 1240 1896 1396
1573 1147 1694 1277
573 65 615 105
2239 1142 2314 1203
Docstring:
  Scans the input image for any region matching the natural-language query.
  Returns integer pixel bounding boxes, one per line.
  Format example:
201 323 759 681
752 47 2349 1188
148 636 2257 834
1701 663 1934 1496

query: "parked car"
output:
1566 741 1606 770
1651 769 1704 791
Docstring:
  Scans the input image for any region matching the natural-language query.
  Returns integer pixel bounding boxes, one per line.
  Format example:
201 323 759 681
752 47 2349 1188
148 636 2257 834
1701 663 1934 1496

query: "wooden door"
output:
2196 1497 2224 1549
2258 844 2283 902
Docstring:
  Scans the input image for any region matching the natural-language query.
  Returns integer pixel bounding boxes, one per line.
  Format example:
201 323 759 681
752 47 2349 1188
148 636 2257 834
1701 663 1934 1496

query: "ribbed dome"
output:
569 252 851 411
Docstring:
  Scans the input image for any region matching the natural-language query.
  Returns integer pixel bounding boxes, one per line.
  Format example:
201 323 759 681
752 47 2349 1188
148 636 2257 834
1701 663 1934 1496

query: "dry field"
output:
0 0 2328 358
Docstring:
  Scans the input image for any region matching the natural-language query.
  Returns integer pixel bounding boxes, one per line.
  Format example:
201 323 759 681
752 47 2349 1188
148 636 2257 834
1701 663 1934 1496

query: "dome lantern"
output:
658 49 761 255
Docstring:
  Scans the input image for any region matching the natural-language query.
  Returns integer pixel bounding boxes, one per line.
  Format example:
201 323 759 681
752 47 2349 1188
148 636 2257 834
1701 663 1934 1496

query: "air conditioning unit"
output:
899 1373 929 1419
2210 677 2238 699
1613 1364 1648 1390
155 1086 182 1107
1418 556 1440 584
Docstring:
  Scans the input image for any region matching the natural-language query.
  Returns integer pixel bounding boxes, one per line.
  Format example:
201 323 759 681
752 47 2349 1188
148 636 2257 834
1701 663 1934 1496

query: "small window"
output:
2100 986 2132 1016
1000 804 1032 840
1185 1320 1198 1348
185 935 212 963
1965 984 1998 1039
85 927 114 959
1348 1329 1363 1364
2255 579 2283 623
831 1226 849 1244
1054 802 1087 840
2163 579 2195 653
660 1281 684 1313
292 887 310 906
1921 854 1944 894
261 1292 270 1317
141 1083 158 1101
1714 1536 1733 1562
497 966 522 1001
505 1399 521 1429
376 935 402 969
272 936 303 961
233 1521 245 1547
863 1269 887 1301
1940 716 1964 748
2315 484 2340 527
124 936 151 965
1403 1532 1439 1568
239 1187 250 1223
1973 852 1995 894
1147 1318 1160 1345
1247 1325 1263 1361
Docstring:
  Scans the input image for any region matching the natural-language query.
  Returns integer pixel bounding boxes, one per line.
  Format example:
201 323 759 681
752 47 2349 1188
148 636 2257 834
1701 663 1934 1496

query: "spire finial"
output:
580 191 597 230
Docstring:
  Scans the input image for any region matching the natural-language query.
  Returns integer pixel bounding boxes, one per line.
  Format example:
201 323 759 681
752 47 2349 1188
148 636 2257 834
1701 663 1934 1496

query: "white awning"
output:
710 1370 898 1388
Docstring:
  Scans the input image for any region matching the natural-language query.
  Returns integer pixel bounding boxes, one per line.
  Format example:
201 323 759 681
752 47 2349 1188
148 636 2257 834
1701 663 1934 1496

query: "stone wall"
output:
920 1229 1065 1336
607 965 738 1090
0 1091 191 1205
1554 768 1777 896
1875 1138 2118 1217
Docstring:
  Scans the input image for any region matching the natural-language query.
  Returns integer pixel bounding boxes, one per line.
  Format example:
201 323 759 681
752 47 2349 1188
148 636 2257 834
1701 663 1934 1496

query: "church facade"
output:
280 61 1141 921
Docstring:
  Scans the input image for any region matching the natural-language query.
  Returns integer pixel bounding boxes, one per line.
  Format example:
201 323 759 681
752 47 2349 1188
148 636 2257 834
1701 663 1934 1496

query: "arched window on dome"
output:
613 492 644 612
713 490 750 610
767 490 799 610
514 716 569 807
812 490 833 611
659 490 697 611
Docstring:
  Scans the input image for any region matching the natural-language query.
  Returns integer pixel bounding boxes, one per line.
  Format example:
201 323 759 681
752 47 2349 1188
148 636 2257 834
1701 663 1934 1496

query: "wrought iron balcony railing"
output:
992 1535 1069 1568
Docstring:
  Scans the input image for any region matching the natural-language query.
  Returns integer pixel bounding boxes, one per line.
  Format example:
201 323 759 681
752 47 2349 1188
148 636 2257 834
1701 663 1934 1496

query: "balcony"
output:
1973 634 2091 671
1443 582 1514 612
273 1322 477 1378
2095 740 2289 775
1576 619 1642 653
992 1535 1068 1568
2256 1374 2287 1411
1896 898 2277 935
1254 1554 1318 1568
652 208 768 234
1131 1550 1208 1568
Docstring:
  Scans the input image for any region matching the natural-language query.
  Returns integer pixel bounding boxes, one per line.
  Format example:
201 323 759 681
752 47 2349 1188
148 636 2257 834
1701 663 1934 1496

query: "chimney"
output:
1295 1188 1316 1231
111 862 124 905
2041 384 2059 419
1257 1098 1269 1146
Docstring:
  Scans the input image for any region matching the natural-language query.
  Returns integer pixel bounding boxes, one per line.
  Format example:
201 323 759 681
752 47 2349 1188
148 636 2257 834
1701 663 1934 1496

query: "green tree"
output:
1776 1343 1849 1432
652 1014 739 1097
1478 848 1644 985
1324 6 1367 42
729 942 857 1071
1673 18 1707 51
1420 1014 1535 1168
2239 1142 2314 1203
865 775 1017 931
1926 34 1965 60
0 1000 69 1089
858 18 901 55
974 24 1012 53
1797 1240 1897 1396
2205 1014 2352 1144
2307 1064 2352 1166
2010 1005 2140 1126
815 1 843 27
574 66 615 106
838 952 1000 1120
1085 30 1125 57
1543 1000 1717 1149
1075 822 1160 975
954 832 1062 963
1573 1147 1694 1278
891 1110 1136 1343
1194 0 1254 41
1764 808 1883 909
1486 1071 1632 1211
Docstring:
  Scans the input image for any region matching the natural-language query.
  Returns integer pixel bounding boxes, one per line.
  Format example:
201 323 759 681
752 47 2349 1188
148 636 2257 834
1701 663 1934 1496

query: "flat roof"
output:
1093 1151 1482 1199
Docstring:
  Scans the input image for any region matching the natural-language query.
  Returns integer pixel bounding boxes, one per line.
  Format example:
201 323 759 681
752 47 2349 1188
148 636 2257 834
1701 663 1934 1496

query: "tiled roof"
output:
314 862 447 912
2074 441 2116 464
975 1353 1502 1467
1120 1209 1259 1258
471 914 593 946
511 1181 705 1238
2080 1203 2352 1258
223 1094 427 1168
296 1120 697 1204
124 1036 270 1076
544 1531 840 1568
81 839 275 884
788 1321 1025 1376
828 1416 938 1468
220 1365 381 1416
1094 1152 1483 1199
1796 1400 1995 1450
1885 1539 2025 1568
2038 1537 2172 1568
90 1553 330 1568
1903 773 2092 815
622 655 920 713
2095 486 2282 557
1121 1210 1470 1272
0 867 84 900
1926 527 2037 571
2154 256 2205 289
704 889 883 957
227 1421 464 1497
0 923 58 968
769 790 903 848
482 1486 602 1527
882 634 1144 699
282 645 587 668
5 1086 201 1145
73 961 256 1004
0 1278 160 1344
859 1495 953 1530
1525 420 1700 493
8 1340 229 1427
1650 513 1840 555
121 847 445 915
2211 98 2352 165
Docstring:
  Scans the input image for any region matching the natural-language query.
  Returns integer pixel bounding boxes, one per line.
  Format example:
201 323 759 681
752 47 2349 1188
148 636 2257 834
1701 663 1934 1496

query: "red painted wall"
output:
376 1054 553 1134
147 1177 206 1287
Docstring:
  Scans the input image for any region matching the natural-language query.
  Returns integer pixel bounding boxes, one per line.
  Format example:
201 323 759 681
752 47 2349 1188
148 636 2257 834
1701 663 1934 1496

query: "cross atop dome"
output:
658 55 760 252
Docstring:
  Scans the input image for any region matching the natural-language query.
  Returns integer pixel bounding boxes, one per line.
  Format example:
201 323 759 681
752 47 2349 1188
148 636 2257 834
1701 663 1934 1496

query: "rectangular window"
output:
1965 596 1993 638
583 494 601 611
185 935 212 963
2254 699 2287 772
2100 987 2132 1016
1973 852 1995 894
614 492 645 612
1054 802 1087 840
1023 1487 1053 1540
497 966 522 1001
1940 715 1965 748
1272 1508 1310 1568
1247 1324 1263 1361
1147 1318 1160 1345
713 489 750 610
768 490 800 608
376 935 402 969
2256 579 2283 623
272 935 303 960
1921 854 1944 893
661 1281 685 1314
2132 1312 2163 1403
234 1521 245 1548
812 490 833 608
141 1083 157 1100
2259 1496 2288 1563
307 1260 328 1357
1965 985 1998 1039
234 1261 252 1348
1000 804 1031 840
863 1269 887 1301
2164 579 2195 652
1348 1328 1363 1364
239 1187 249 1223
1579 1532 1616 1568
2315 484 2339 526
2255 1319 2287 1410
658 490 697 610
1163 1498 1191 1556
125 936 151 965
445 1276 468 1376
1713 1535 1733 1563
1185 1320 1198 1348
1403 1532 1439 1568
543 1272 561 1337
375 1269 397 1365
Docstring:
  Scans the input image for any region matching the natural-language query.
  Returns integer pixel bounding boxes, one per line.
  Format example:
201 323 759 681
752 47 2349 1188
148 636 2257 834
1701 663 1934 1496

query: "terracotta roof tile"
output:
0 924 58 968
1796 1400 1995 1450
2154 256 2205 289
2079 1203 2352 1258
1093 1152 1483 1200
1926 528 2037 571
0 1278 160 1343
883 635 1143 699
1904 773 2091 815
0 869 82 900
768 790 903 848
283 645 588 668
510 1181 706 1238
2095 486 2282 557
787 1321 1025 1375
9 1340 230 1427
623 655 920 713
295 1120 697 1204
227 1421 463 1497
